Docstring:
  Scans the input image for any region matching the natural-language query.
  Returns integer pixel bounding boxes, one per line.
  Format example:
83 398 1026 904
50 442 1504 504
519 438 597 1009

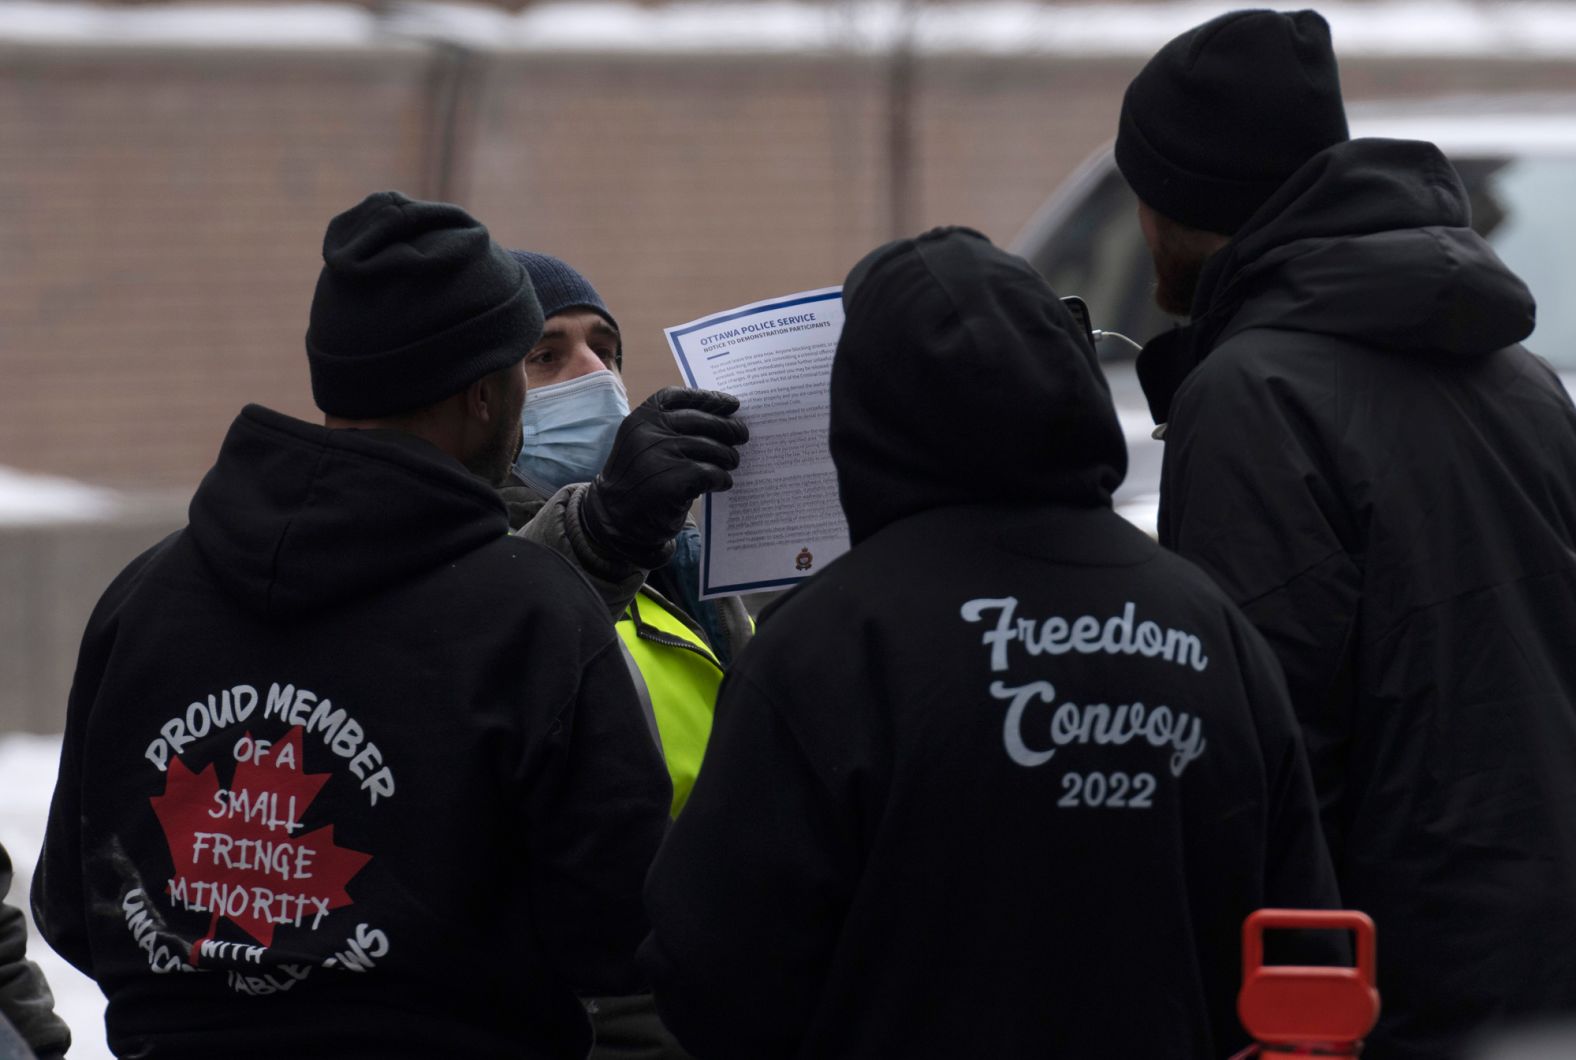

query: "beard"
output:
1151 234 1209 318
466 416 523 487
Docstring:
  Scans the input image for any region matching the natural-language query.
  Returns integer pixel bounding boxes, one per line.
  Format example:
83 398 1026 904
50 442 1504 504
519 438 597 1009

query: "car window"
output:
1024 169 1175 356
1027 155 1576 370
1459 156 1576 370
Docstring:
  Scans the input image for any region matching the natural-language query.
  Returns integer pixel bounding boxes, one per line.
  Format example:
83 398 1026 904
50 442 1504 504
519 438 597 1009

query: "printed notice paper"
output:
666 287 851 598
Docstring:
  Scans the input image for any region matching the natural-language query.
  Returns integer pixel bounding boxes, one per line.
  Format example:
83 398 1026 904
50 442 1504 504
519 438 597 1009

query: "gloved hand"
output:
581 387 749 570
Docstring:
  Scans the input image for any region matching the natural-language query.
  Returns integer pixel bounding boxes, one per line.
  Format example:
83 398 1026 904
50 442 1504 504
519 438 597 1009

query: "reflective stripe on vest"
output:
616 590 722 818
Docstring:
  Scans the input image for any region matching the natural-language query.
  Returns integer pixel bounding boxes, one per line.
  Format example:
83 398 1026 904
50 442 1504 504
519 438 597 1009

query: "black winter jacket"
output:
1140 138 1576 1059
31 405 671 1059
643 228 1342 1059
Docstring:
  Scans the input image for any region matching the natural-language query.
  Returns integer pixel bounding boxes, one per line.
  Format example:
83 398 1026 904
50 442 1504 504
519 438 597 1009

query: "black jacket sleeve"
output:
33 535 175 985
640 669 858 1060
31 573 135 983
1227 619 1345 923
526 639 671 996
1 844 70 1060
1162 349 1362 866
31 701 92 983
516 484 647 618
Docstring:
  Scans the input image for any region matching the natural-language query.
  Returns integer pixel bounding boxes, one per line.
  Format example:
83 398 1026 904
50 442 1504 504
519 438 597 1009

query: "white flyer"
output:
666 286 851 599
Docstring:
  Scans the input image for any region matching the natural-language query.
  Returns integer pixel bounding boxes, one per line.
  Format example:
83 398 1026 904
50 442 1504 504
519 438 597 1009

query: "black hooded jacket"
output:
31 405 671 1059
1139 139 1576 1059
642 228 1341 1059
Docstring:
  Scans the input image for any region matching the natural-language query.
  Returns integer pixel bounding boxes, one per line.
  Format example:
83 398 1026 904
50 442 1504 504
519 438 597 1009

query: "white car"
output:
1011 94 1576 534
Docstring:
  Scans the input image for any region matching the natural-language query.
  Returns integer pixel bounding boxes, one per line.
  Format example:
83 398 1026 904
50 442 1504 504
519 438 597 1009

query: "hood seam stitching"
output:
265 440 335 620
244 406 504 518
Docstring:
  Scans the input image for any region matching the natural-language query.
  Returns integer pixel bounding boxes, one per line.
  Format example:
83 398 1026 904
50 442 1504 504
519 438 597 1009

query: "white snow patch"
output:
0 467 120 526
512 0 1576 56
0 1 390 48
0 734 111 1060
6 0 1576 57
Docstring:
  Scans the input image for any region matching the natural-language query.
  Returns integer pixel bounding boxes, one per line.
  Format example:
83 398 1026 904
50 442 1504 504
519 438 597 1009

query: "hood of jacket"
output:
830 226 1127 545
1138 138 1537 423
187 404 510 621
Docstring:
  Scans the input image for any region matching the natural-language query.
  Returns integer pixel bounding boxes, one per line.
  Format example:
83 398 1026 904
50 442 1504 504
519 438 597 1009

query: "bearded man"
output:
32 192 670 1059
1118 11 1576 1057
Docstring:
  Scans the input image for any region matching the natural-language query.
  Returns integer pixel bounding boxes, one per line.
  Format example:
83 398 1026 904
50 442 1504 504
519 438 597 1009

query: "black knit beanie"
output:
508 250 621 369
1115 9 1350 235
306 191 544 418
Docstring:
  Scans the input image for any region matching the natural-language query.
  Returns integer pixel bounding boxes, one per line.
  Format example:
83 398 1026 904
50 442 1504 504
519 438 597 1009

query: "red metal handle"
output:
1239 908 1380 1053
1243 909 1376 987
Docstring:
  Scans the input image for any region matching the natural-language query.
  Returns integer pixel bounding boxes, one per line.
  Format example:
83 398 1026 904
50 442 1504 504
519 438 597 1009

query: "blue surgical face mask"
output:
513 369 630 495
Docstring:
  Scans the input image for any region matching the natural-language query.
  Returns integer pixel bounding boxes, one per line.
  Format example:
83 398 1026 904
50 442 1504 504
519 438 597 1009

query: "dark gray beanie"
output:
1115 9 1350 234
306 191 544 418
508 250 621 369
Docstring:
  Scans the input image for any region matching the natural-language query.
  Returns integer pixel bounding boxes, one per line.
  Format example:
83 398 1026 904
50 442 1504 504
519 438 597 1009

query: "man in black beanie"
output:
32 191 671 1059
1116 10 1576 1057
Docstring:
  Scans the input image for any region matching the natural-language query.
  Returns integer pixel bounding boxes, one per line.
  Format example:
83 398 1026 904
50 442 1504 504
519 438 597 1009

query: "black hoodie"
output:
642 229 1341 1059
1140 139 1576 1059
32 405 671 1059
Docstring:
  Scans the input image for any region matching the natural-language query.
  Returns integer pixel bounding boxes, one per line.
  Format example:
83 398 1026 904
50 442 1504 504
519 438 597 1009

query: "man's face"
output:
465 360 527 485
525 310 622 389
1137 199 1212 318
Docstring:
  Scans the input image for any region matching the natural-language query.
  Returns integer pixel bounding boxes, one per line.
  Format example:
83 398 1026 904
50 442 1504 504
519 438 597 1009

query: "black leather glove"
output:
581 387 749 569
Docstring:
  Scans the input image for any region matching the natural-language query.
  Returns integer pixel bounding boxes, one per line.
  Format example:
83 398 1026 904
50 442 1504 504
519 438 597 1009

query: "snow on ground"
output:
0 735 111 1060
0 469 119 527
4 0 1576 58
0 1 381 48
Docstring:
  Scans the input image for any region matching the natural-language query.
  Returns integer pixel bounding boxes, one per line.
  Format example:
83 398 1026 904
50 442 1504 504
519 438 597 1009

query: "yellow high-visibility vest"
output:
616 589 723 818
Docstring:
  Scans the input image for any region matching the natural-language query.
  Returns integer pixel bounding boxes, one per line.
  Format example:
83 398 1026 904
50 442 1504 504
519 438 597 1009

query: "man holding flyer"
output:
499 251 752 1059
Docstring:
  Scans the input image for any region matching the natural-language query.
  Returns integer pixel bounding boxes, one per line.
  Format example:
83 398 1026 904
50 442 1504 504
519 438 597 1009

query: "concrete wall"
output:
6 37 1576 731
0 42 436 487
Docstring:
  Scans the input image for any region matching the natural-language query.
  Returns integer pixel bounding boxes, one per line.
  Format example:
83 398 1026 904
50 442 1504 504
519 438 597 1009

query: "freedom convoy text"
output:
123 681 391 995
961 598 1211 808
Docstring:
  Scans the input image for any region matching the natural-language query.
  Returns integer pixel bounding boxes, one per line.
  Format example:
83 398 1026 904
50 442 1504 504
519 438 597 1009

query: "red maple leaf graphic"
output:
149 726 372 956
